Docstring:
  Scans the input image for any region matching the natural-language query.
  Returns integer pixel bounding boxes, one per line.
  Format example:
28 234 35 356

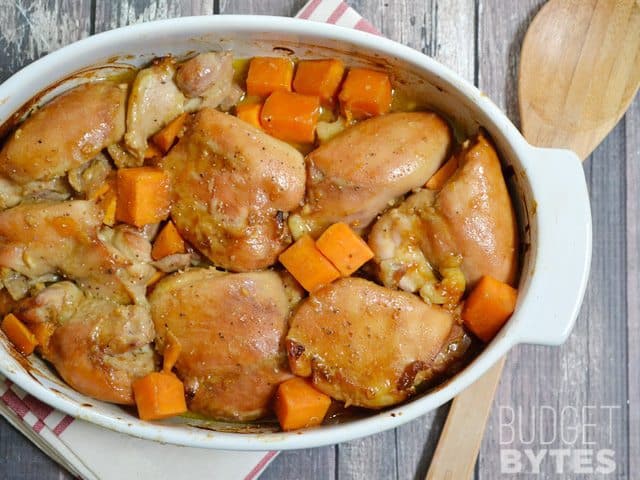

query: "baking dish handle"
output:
513 146 592 346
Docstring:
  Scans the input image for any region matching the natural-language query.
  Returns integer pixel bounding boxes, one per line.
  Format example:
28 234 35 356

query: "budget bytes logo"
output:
499 405 620 475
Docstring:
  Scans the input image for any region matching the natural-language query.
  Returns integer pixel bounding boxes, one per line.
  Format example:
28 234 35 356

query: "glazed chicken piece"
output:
0 201 154 304
149 268 292 421
124 57 186 162
429 323 474 382
14 281 155 404
46 295 155 405
0 177 22 210
17 281 84 327
175 52 235 109
286 277 453 408
15 281 85 355
0 176 74 211
67 153 113 197
163 108 305 271
0 82 126 186
368 135 519 305
289 112 451 238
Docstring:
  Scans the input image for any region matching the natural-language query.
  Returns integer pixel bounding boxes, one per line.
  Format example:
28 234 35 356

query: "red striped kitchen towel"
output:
0 2 380 479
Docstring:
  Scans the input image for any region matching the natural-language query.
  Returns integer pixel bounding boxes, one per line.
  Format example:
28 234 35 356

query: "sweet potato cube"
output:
152 112 188 153
462 275 518 342
426 155 459 190
235 102 263 129
274 377 331 431
151 221 186 260
316 222 374 276
278 235 340 292
338 67 392 120
115 167 171 227
261 90 321 143
1 313 38 356
100 190 117 227
132 371 187 421
144 143 163 159
29 322 55 356
293 59 345 105
246 57 294 97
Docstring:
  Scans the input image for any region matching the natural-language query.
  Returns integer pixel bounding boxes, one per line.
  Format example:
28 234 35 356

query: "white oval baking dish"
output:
0 15 591 450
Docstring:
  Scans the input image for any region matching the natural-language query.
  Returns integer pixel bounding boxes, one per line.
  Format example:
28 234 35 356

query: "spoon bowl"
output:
519 0 640 156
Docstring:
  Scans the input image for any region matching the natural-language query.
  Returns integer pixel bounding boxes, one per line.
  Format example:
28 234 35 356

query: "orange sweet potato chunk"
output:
261 90 321 143
338 67 392 120
274 377 331 431
462 275 518 342
152 112 189 154
278 235 340 292
293 59 345 105
316 222 374 276
235 103 263 129
1 313 38 356
246 57 294 97
426 155 459 190
115 167 171 227
151 220 186 260
132 371 187 421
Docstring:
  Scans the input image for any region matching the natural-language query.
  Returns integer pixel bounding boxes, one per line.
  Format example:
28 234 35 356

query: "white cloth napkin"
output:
0 2 379 479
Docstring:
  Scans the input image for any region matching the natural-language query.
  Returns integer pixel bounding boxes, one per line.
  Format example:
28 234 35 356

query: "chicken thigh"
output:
286 277 453 408
162 108 305 271
149 268 292 421
0 82 126 185
14 281 155 404
289 112 451 238
46 296 156 404
368 135 519 305
0 201 154 303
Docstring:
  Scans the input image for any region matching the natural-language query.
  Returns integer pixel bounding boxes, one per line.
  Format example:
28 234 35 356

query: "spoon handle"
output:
425 357 505 480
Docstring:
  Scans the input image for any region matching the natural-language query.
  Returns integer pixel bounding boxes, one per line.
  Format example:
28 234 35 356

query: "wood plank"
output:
219 0 307 16
478 1 631 478
0 0 92 82
396 407 451 480
476 0 545 119
626 96 640 478
0 2 92 478
349 0 475 81
94 0 213 31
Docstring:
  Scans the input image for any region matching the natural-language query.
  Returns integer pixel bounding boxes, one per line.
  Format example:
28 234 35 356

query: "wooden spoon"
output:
426 1 639 478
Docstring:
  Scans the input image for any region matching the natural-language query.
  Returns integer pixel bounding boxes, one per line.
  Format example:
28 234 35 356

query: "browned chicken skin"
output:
0 201 154 303
289 112 452 238
286 277 453 408
0 82 126 185
14 281 154 405
368 135 519 304
45 294 156 405
149 268 292 421
175 52 235 109
163 108 306 271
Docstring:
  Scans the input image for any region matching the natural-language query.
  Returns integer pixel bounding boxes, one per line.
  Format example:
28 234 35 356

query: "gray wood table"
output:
0 1 637 479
